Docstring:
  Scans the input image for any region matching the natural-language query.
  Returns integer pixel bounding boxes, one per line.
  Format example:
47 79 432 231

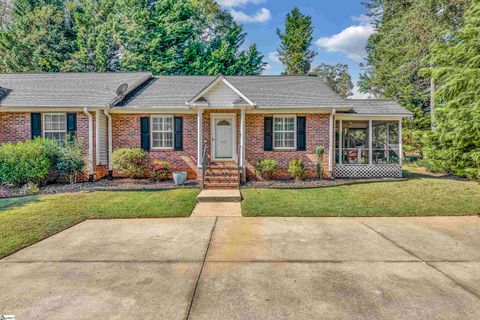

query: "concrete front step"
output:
196 189 242 202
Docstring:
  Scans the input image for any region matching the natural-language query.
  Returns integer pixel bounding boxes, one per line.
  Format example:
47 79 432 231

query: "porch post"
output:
240 108 246 167
399 119 403 166
338 120 343 164
197 109 204 169
328 108 336 179
368 120 373 165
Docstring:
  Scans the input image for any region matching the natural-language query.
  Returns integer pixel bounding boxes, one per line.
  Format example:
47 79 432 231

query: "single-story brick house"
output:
0 72 412 187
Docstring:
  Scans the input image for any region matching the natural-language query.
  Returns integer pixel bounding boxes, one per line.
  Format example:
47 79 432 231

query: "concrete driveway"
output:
1 216 480 319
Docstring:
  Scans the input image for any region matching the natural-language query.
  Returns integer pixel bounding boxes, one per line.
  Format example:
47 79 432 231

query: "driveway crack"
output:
359 220 480 301
185 216 218 320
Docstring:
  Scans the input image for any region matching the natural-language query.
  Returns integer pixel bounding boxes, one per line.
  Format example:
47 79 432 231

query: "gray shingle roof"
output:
0 72 151 108
0 72 412 116
346 99 413 116
119 75 351 109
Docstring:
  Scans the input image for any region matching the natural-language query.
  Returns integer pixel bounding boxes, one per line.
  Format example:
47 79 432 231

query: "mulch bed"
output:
0 178 198 199
242 177 407 189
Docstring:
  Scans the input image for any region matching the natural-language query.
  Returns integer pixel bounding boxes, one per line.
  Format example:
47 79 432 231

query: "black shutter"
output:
174 116 183 151
66 113 77 141
140 117 150 151
264 117 273 151
31 113 42 139
297 116 306 151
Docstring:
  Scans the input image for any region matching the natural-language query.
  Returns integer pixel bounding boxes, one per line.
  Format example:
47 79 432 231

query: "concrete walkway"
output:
191 189 242 217
1 216 480 319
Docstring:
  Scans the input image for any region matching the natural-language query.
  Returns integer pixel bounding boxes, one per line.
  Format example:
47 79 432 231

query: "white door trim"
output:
210 114 237 162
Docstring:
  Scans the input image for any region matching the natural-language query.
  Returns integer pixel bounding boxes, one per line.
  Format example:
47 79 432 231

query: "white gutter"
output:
83 108 94 180
103 109 113 174
328 108 336 179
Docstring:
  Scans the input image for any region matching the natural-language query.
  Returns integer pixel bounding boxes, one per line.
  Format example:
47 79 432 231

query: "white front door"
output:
213 117 235 160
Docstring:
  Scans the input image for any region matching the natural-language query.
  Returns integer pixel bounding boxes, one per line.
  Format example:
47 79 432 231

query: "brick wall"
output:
111 113 198 179
0 111 108 181
245 113 331 179
0 112 31 143
1 111 332 182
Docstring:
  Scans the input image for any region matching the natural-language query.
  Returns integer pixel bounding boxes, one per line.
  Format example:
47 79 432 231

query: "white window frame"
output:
273 115 297 150
151 115 174 150
43 113 67 143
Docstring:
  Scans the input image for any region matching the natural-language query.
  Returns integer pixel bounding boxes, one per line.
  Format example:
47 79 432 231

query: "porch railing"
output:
201 143 208 188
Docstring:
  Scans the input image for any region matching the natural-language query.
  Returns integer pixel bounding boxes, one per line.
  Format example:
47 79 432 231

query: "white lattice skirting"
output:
334 164 402 178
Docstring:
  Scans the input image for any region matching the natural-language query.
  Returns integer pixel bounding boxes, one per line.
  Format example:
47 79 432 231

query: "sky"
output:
217 0 374 98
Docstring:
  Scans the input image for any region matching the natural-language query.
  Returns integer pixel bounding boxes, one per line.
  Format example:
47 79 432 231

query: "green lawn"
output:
0 189 199 258
241 178 480 217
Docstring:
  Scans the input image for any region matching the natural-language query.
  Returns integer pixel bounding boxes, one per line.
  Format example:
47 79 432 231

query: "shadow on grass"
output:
0 195 40 211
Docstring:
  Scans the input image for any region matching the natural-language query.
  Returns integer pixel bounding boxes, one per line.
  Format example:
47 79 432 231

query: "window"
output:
151 116 173 149
273 116 296 149
43 113 67 143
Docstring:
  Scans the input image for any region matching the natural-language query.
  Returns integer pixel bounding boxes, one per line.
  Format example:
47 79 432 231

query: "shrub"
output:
112 148 149 178
0 139 59 186
20 182 40 196
149 160 171 181
56 140 86 184
315 145 325 179
255 159 278 180
288 158 307 181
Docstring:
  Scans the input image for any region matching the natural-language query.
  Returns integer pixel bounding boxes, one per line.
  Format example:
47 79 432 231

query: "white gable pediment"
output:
187 76 254 108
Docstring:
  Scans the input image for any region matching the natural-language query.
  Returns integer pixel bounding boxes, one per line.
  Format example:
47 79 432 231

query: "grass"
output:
0 189 199 258
241 177 480 217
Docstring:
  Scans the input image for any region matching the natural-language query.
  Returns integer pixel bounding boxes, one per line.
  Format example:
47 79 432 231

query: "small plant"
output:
315 145 325 179
149 160 171 181
112 148 149 178
20 182 40 196
56 140 86 184
288 158 307 181
255 158 279 180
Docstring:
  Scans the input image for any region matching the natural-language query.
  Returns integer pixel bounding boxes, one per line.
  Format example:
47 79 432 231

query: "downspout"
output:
328 108 336 179
83 108 94 181
103 109 113 177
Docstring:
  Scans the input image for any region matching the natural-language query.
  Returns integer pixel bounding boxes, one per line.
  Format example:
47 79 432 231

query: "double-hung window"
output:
151 116 173 149
43 113 67 143
273 116 296 149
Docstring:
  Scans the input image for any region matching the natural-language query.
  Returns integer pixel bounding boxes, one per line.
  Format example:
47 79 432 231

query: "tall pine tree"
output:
422 1 480 179
276 7 316 75
0 0 75 72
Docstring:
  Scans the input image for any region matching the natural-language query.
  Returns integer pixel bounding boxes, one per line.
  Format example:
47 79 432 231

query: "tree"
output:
0 0 75 72
62 0 119 72
276 7 316 75
112 0 265 75
359 0 469 130
310 63 353 98
0 0 266 75
422 1 480 179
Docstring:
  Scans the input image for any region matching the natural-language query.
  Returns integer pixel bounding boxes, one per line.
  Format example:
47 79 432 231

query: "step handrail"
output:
201 143 208 188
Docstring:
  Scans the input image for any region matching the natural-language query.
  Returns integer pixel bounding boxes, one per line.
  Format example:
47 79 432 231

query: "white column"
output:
103 109 113 173
368 120 373 165
197 109 204 169
398 119 403 166
240 108 246 168
83 108 94 179
328 108 336 178
338 120 343 165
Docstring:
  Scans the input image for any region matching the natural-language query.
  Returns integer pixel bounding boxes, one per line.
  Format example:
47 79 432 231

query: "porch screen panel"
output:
337 120 369 165
372 121 400 164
